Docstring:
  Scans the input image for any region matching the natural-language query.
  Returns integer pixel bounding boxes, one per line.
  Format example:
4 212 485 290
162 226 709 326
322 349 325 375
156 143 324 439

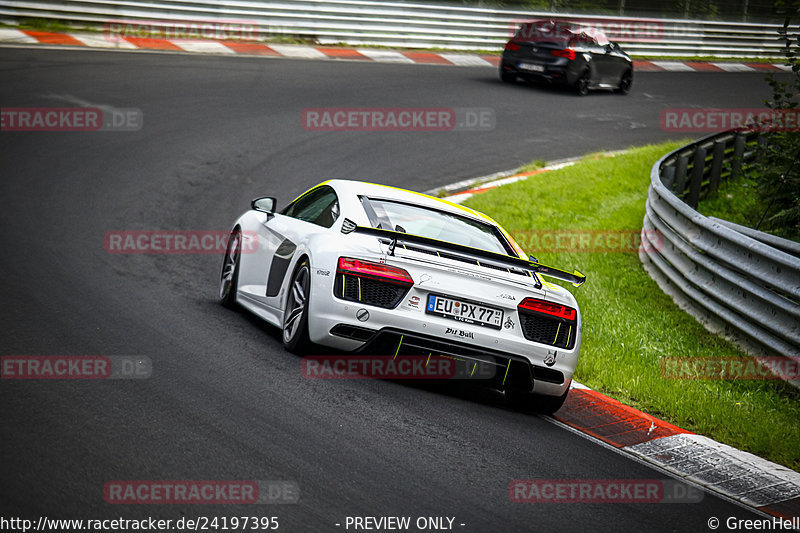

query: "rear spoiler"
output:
342 220 585 288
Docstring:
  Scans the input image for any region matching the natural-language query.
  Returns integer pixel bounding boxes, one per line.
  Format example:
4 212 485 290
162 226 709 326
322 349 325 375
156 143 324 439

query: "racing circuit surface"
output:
0 48 779 531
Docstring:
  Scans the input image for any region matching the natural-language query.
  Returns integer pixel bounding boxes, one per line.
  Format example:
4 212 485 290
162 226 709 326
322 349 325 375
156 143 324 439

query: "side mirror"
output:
251 196 276 214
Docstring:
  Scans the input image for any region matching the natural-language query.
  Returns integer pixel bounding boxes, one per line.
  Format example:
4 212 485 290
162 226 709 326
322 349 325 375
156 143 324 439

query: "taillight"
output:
337 257 413 286
518 298 576 322
505 41 521 51
551 49 576 60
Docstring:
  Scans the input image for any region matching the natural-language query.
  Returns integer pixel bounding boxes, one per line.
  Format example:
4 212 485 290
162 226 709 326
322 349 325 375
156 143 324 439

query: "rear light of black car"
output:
551 49 576 60
334 257 413 309
517 297 577 350
504 41 521 51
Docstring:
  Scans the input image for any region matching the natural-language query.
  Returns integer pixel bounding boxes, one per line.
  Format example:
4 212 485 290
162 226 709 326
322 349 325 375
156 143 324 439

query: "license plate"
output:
426 294 503 330
518 62 544 72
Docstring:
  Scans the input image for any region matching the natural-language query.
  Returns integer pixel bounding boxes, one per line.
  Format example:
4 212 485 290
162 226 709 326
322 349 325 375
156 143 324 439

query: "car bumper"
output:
500 57 580 86
307 293 580 398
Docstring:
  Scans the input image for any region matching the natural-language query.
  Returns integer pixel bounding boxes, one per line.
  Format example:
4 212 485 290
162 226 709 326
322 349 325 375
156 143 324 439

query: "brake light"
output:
337 257 413 285
551 49 576 60
505 41 520 51
518 298 576 321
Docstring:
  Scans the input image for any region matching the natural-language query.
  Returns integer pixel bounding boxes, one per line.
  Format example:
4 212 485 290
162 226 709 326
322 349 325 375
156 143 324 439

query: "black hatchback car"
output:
500 20 633 96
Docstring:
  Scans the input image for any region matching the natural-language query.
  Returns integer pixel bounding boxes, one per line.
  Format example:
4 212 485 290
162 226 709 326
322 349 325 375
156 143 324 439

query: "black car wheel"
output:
219 228 241 308
283 260 313 353
500 69 516 83
575 71 590 96
617 69 633 95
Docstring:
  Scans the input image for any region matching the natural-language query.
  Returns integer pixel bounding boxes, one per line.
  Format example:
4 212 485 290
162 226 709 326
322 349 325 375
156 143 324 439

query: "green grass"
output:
699 172 762 228
699 173 799 242
518 159 548 173
11 18 80 34
463 142 800 471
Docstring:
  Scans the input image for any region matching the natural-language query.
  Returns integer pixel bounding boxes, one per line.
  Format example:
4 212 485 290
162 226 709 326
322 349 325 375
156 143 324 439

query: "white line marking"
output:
650 61 695 72
0 28 38 44
69 33 137 49
267 44 327 59
41 93 127 118
711 62 755 72
438 54 493 67
445 193 473 204
172 40 236 54
356 49 414 63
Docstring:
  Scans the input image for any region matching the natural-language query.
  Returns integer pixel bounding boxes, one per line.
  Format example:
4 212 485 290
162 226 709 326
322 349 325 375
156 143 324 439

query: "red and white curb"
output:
636 60 790 73
557 384 800 519
438 167 800 519
0 28 791 72
438 159 578 204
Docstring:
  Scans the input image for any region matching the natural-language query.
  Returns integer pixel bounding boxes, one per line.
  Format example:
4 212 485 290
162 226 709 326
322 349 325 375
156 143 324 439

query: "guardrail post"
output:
731 134 746 179
661 165 676 190
708 140 726 193
673 155 689 197
688 147 707 209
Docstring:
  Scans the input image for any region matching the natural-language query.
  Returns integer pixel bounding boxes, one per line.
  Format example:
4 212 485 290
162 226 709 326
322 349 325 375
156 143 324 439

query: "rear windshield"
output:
514 21 607 47
514 21 577 45
362 198 512 255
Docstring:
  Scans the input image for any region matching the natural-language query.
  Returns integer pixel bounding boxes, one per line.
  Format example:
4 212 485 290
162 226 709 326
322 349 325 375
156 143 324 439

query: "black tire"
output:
282 260 313 354
507 385 570 415
575 71 590 96
616 69 633 95
219 228 241 308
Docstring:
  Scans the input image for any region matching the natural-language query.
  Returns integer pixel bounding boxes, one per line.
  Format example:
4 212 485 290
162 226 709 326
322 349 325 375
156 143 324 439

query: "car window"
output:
593 30 610 46
578 27 609 46
365 198 513 255
568 33 593 49
516 22 610 49
515 21 573 46
282 185 340 228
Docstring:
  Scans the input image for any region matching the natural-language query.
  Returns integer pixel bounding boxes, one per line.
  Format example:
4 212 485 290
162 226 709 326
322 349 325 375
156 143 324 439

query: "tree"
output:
748 16 800 240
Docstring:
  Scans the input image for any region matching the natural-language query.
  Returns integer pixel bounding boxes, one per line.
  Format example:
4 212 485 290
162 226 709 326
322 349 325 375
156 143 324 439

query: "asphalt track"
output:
0 47 781 532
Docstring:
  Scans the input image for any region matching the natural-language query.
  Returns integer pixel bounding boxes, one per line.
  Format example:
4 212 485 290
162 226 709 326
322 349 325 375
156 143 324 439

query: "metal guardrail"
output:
639 130 800 383
0 0 791 57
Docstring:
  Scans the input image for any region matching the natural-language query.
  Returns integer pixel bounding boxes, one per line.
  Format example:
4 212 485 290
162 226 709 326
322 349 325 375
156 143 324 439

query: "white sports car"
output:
219 180 585 413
